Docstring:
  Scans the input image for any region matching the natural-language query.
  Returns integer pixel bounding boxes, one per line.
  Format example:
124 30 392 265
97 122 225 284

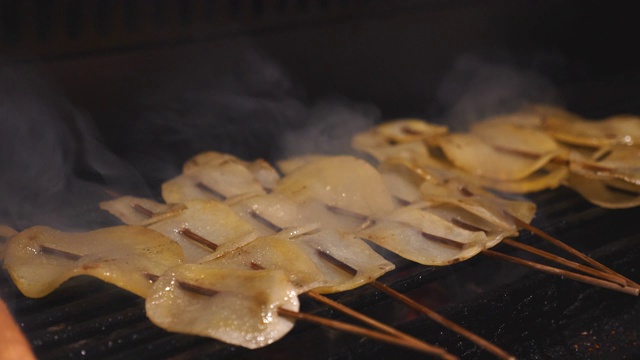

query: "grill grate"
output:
2 186 639 359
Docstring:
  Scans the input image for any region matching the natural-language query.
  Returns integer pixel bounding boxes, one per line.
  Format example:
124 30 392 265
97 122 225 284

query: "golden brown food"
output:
145 267 299 349
4 225 184 298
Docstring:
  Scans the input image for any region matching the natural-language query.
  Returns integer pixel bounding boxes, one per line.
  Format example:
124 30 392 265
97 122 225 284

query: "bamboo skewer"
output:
506 212 640 290
313 244 515 360
118 194 639 360
482 250 639 296
501 238 628 286
306 291 445 354
369 281 516 360
277 308 457 359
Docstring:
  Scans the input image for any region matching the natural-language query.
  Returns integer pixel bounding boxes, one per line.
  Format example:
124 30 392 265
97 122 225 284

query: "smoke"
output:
0 66 148 230
435 55 560 130
279 97 381 159
107 44 381 190
0 43 385 231
2 46 560 231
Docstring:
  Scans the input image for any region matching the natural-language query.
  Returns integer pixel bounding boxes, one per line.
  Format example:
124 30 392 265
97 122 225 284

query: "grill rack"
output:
2 186 639 359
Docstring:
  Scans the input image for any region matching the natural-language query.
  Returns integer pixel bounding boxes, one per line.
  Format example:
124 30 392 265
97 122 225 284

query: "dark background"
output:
1 1 639 359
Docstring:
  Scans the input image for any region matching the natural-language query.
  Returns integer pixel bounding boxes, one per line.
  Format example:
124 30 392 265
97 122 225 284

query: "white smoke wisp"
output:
435 55 561 131
114 44 382 184
279 97 381 160
0 66 148 231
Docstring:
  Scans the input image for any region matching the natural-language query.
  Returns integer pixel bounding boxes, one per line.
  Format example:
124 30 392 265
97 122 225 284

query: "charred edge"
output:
132 203 155 218
450 218 489 234
491 144 541 159
595 149 613 162
196 182 227 201
393 196 411 207
250 261 266 270
325 204 369 222
316 249 358 277
144 272 160 282
39 246 83 261
492 144 568 165
249 210 283 233
401 126 422 135
179 228 219 251
458 185 474 197
580 163 613 174
360 218 376 230
605 184 640 196
421 231 469 250
178 281 219 297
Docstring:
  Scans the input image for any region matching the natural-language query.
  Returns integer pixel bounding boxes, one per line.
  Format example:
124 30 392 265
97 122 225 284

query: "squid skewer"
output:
227 199 508 358
366 142 638 295
4 222 452 358
175 153 525 358
129 203 448 357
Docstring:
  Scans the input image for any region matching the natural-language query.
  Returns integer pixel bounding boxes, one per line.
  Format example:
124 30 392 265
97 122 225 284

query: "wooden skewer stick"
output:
506 212 640 289
482 250 639 296
306 291 434 352
156 271 451 357
369 281 516 360
501 238 628 287
313 247 513 360
277 308 458 360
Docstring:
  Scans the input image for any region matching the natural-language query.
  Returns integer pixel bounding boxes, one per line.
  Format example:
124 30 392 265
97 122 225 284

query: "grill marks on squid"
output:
316 249 359 277
38 246 83 261
248 210 283 233
196 182 227 201
132 202 221 253
420 231 470 250
178 228 219 252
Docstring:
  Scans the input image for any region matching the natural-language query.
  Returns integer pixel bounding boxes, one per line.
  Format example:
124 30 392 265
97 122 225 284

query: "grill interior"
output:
2 189 639 359
1 1 640 359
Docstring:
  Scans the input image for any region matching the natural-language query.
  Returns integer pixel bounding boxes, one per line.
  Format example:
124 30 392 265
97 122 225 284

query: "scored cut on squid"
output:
224 192 308 236
4 225 184 298
419 178 536 232
568 145 640 186
437 132 562 181
541 111 640 147
183 151 281 191
99 195 186 226
352 118 448 149
203 229 328 294
292 228 395 294
564 173 640 209
275 155 329 175
148 200 258 263
162 152 272 204
470 117 565 159
357 202 487 265
351 119 448 163
145 266 299 349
